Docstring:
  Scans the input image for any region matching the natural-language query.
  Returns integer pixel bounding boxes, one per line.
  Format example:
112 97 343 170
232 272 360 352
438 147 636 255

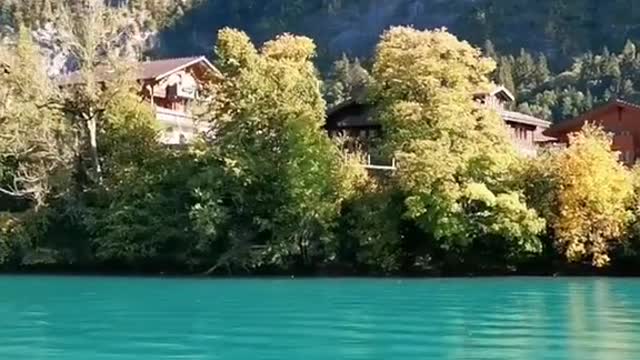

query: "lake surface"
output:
2 277 640 359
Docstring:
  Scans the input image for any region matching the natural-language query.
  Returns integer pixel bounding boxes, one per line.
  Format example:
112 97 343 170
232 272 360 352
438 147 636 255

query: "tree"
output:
371 27 544 269
57 0 137 185
496 56 516 95
483 39 498 60
324 54 372 107
87 93 199 268
534 54 550 85
0 27 72 207
334 182 405 274
191 28 361 272
541 125 633 267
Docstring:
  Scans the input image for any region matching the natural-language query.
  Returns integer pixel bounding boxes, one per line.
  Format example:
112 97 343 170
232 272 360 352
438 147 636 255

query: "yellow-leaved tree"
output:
371 26 545 267
544 125 633 267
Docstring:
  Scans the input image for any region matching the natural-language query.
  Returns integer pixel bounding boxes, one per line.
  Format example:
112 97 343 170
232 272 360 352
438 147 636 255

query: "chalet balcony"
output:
155 107 194 127
362 153 397 171
154 107 198 145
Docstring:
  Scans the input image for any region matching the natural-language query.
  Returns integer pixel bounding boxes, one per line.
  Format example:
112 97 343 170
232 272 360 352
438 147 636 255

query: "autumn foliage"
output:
527 125 634 267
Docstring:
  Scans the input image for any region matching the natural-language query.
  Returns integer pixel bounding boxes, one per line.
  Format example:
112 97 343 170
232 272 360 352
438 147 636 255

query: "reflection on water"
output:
1 277 640 360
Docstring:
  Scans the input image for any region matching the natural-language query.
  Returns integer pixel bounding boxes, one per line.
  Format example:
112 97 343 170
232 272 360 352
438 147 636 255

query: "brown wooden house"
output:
59 56 221 145
326 85 553 159
474 86 554 156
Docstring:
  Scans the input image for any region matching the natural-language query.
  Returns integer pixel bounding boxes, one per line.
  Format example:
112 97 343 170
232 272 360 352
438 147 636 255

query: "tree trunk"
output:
87 117 102 183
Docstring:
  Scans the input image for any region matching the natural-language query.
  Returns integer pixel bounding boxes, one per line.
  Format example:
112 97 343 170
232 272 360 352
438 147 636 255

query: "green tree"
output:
57 0 136 185
83 90 202 270
191 28 360 272
496 56 516 95
0 27 72 207
324 54 372 107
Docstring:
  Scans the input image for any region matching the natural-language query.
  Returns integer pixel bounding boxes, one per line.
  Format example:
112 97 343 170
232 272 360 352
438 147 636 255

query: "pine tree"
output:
0 0 13 25
513 49 537 94
534 54 550 85
621 79 634 98
484 39 498 60
496 56 516 94
622 40 636 62
585 89 594 109
324 53 372 107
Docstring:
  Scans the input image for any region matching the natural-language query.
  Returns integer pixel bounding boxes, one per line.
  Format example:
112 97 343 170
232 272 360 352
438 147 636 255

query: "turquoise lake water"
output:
2 277 640 359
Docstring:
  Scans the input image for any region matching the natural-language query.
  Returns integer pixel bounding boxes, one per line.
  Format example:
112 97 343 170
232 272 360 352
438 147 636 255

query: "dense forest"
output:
485 40 640 122
3 1 640 276
157 0 640 65
0 0 198 30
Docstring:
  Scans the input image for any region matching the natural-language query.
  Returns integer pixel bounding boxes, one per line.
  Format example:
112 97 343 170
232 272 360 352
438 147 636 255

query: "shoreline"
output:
3 267 640 279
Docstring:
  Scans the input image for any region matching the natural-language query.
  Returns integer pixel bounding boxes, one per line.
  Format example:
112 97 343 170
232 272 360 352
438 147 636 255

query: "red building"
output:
59 56 221 145
544 99 640 165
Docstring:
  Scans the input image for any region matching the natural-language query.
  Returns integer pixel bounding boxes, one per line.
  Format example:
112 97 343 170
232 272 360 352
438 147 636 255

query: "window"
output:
514 127 528 140
625 150 635 164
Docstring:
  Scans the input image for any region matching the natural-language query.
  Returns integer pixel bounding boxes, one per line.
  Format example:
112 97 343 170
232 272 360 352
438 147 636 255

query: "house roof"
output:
474 85 516 104
57 56 221 86
326 100 552 135
544 99 640 137
490 86 516 103
500 109 551 128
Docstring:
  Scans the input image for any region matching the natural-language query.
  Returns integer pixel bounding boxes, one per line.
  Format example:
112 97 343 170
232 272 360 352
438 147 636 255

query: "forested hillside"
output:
157 0 640 67
4 0 640 74
155 0 640 122
0 0 198 30
4 0 640 122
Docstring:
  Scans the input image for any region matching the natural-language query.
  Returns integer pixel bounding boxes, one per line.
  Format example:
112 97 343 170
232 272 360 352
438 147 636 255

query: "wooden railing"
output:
154 107 194 128
363 154 397 171
154 107 197 145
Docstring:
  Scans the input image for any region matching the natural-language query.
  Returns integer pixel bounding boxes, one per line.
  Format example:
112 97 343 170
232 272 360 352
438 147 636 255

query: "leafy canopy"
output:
372 27 544 260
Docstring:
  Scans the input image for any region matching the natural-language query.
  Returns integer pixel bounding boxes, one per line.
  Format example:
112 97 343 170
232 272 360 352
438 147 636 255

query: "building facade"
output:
326 85 553 158
474 86 554 156
544 99 640 165
59 56 221 145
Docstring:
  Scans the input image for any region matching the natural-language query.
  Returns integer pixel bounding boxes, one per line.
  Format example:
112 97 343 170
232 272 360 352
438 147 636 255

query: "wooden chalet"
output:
474 86 554 156
58 56 221 145
326 85 554 160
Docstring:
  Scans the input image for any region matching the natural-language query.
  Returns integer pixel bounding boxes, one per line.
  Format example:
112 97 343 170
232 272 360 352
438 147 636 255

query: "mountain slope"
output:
157 0 640 69
156 0 475 67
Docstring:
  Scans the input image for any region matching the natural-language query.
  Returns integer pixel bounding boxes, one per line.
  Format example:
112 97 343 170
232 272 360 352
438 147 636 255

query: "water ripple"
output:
2 277 640 359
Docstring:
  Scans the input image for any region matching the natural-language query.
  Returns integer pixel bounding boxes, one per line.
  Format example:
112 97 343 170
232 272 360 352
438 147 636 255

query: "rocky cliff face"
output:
28 22 156 76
